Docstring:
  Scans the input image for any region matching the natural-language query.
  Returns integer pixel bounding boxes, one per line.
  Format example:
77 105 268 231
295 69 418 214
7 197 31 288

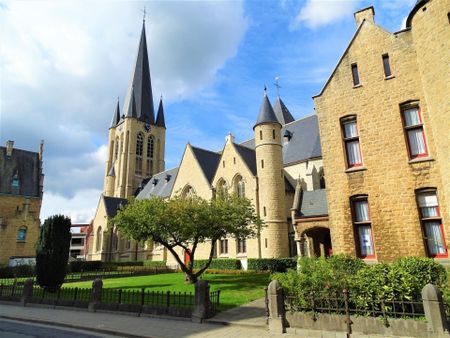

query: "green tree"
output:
112 194 262 283
36 215 72 291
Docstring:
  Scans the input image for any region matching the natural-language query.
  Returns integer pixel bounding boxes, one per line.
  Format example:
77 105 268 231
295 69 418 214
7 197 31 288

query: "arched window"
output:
17 226 27 242
96 227 103 252
135 133 144 175
147 136 154 158
181 185 195 198
216 179 228 197
233 175 245 198
112 228 119 251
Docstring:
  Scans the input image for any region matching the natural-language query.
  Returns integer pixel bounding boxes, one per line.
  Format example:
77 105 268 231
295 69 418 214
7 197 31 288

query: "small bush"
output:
193 259 241 270
248 258 297 272
0 265 35 278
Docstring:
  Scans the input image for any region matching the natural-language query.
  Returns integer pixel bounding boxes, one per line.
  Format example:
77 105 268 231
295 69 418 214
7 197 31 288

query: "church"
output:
88 0 449 266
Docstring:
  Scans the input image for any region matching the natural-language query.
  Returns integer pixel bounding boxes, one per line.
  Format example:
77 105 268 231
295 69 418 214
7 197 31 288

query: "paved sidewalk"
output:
0 303 292 338
207 297 267 328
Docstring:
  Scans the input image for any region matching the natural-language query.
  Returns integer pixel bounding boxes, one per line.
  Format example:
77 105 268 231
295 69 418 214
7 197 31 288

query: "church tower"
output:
103 21 166 198
254 90 289 258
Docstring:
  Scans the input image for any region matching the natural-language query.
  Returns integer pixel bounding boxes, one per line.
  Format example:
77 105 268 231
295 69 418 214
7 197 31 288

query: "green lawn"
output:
65 272 270 311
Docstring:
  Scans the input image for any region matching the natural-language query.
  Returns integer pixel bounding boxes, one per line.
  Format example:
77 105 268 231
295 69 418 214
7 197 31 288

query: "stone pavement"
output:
0 302 292 338
207 297 267 328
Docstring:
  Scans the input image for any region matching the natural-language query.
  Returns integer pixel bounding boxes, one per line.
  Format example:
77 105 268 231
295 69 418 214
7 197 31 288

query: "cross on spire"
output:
274 76 282 97
141 6 147 23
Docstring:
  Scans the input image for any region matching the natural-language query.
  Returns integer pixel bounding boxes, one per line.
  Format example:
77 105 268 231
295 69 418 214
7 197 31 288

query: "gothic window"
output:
11 173 20 194
96 227 103 252
234 175 245 198
147 136 154 158
112 228 119 251
114 137 119 160
135 133 144 175
17 226 27 242
216 179 228 197
181 185 195 198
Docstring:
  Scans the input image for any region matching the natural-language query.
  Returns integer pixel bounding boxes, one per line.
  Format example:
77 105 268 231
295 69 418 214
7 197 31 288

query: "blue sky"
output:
0 0 415 222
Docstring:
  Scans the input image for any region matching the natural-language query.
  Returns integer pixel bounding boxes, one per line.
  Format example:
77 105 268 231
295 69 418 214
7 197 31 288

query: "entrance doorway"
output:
302 227 332 257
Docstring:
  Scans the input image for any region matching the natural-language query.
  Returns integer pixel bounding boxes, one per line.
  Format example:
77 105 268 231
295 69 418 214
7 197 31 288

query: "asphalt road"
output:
0 318 116 338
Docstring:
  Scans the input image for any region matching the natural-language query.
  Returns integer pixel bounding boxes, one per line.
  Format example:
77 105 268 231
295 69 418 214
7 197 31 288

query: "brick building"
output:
0 140 44 265
313 0 449 262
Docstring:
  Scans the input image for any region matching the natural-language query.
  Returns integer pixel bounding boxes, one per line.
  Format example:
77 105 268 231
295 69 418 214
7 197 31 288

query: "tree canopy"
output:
112 194 262 282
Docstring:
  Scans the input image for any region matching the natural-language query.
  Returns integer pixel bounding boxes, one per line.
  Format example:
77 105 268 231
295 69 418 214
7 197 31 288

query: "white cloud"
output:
291 0 362 30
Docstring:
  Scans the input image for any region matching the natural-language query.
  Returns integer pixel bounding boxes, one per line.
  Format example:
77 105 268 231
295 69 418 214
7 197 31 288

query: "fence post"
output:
21 278 34 306
343 288 352 338
421 283 449 333
192 280 211 323
267 280 286 334
89 278 103 312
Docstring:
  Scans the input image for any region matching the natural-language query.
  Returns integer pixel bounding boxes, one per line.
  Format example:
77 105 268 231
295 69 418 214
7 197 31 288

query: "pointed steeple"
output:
126 88 138 118
273 96 295 125
254 88 280 129
123 21 155 124
156 96 166 128
110 98 121 128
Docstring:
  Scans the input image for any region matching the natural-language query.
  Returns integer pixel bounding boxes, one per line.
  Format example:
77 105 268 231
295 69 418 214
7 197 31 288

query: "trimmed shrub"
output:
193 259 241 270
0 265 35 278
248 258 297 272
143 260 167 267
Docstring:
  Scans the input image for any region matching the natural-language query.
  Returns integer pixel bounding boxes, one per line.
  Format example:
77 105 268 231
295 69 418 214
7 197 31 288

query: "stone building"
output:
88 0 448 265
313 0 449 262
0 140 44 265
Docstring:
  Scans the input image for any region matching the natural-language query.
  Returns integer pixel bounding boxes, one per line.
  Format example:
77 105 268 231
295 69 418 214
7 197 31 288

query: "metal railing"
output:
209 290 221 315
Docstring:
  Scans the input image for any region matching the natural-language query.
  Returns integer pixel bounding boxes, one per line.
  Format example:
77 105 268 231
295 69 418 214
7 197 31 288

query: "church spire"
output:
156 96 166 128
126 87 138 118
123 21 155 124
110 98 121 128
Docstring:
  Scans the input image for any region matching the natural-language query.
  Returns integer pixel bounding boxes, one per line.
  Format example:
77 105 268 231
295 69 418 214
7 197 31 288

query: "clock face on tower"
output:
144 123 151 132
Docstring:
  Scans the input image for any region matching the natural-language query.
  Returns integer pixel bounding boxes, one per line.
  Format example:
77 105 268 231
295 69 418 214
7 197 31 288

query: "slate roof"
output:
234 143 257 176
103 195 128 218
122 23 155 124
406 0 428 27
254 94 280 128
240 114 322 166
191 146 221 183
155 97 165 128
273 97 295 125
299 189 328 217
136 167 179 199
0 146 42 197
110 100 120 128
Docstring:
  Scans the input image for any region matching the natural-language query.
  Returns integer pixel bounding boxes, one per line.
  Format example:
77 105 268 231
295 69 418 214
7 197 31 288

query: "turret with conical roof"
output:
254 89 289 258
156 96 165 128
273 96 295 125
110 98 121 128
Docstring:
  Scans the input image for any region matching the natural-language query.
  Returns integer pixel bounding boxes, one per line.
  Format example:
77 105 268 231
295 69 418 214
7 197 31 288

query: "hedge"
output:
248 258 297 272
69 260 168 272
193 259 241 270
271 255 448 312
143 260 167 267
0 265 35 278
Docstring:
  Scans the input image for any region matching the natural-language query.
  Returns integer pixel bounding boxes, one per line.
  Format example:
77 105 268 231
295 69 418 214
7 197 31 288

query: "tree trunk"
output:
184 272 197 284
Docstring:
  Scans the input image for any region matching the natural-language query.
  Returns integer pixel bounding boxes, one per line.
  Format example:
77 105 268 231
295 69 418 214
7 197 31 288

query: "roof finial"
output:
274 76 281 97
263 85 267 96
141 6 147 23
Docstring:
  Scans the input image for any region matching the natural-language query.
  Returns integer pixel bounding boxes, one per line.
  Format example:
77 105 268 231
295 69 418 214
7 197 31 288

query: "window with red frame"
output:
341 117 363 168
401 105 428 159
351 196 376 258
416 189 447 258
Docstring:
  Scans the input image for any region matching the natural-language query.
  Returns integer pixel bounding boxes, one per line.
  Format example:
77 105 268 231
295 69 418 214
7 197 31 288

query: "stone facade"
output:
313 1 449 262
0 141 44 265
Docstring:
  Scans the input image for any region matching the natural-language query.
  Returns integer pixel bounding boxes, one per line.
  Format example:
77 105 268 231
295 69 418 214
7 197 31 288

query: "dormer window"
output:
153 179 159 186
283 130 293 143
165 174 172 182
11 175 19 188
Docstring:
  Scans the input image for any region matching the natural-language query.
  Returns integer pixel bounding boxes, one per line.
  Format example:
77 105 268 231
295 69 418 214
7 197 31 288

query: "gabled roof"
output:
191 146 221 184
122 22 155 124
240 114 322 166
103 195 128 218
273 96 295 125
0 146 42 197
299 189 328 217
136 167 179 199
234 143 257 176
254 94 280 128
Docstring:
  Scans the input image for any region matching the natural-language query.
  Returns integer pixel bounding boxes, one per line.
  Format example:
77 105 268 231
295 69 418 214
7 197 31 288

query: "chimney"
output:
39 140 44 161
354 6 375 26
6 140 14 157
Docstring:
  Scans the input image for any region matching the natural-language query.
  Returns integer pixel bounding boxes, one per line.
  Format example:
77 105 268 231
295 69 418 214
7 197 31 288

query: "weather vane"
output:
274 76 281 96
141 6 147 23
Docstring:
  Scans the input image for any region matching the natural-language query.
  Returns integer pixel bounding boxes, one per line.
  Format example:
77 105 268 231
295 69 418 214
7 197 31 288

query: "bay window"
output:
416 189 447 258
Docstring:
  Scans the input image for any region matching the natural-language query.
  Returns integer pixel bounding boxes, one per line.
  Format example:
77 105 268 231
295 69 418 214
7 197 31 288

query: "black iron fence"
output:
209 290 221 315
285 289 425 323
